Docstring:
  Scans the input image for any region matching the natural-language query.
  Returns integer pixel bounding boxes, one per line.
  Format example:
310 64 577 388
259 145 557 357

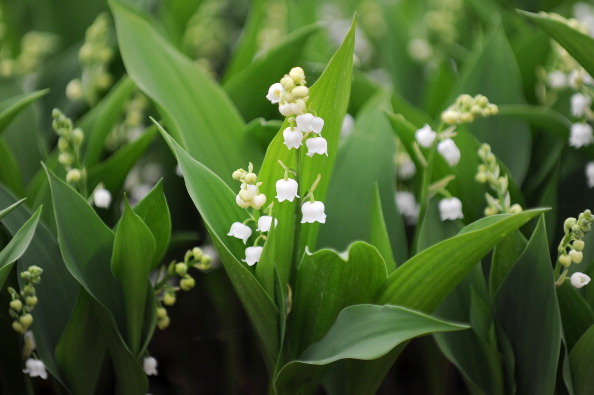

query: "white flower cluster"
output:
441 94 498 125
267 67 328 157
556 210 594 288
414 124 461 167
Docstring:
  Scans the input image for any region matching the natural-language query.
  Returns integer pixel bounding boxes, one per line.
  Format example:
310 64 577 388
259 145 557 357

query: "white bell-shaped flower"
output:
296 113 324 134
266 83 283 104
301 201 327 223
305 137 328 157
236 193 251 208
143 356 158 376
279 102 292 116
547 70 567 89
438 197 464 221
569 122 594 148
415 124 437 148
395 191 419 225
227 222 252 244
243 246 263 266
586 161 594 188
571 93 592 117
437 138 461 166
276 178 299 202
257 216 278 232
23 358 47 380
251 194 267 210
571 272 591 288
283 127 303 149
93 186 112 209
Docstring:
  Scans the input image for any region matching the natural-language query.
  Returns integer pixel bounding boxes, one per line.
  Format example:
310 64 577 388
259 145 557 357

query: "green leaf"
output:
287 242 388 358
569 325 594 395
557 283 594 352
490 230 527 294
223 23 320 122
111 0 261 181
0 206 42 289
111 200 156 354
275 304 468 393
87 125 158 193
156 123 279 371
0 198 25 220
493 215 561 395
255 214 277 297
0 89 48 136
0 139 24 196
375 209 547 312
319 90 405 266
82 76 137 167
131 179 171 268
453 23 531 185
520 10 594 78
55 288 107 395
256 15 356 285
370 186 397 272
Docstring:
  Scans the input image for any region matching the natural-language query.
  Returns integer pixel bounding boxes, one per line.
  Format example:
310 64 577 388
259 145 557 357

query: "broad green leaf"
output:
520 11 594 78
157 123 279 371
275 304 467 394
557 283 594 352
55 288 107 395
375 208 546 311
223 23 320 122
256 16 356 286
453 23 531 185
0 198 25 220
0 139 24 196
87 125 158 192
493 215 561 395
82 76 137 166
319 90 405 265
287 242 388 358
111 200 156 354
255 214 276 297
370 186 397 272
0 206 42 289
0 89 48 135
111 0 262 181
490 230 527 293
131 179 171 268
0 185 78 385
569 325 594 395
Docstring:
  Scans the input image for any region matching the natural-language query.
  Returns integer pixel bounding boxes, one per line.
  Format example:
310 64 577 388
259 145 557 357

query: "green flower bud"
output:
12 321 25 334
573 239 585 251
232 170 243 180
180 277 195 291
19 313 33 328
509 204 523 214
244 172 257 184
71 128 84 146
163 292 176 306
570 250 584 264
175 263 187 276
280 75 295 91
23 285 35 296
289 67 305 84
559 254 572 267
9 299 23 312
58 152 73 166
192 247 203 261
58 138 69 152
157 316 170 330
66 169 82 183
238 189 253 202
25 296 38 308
291 86 309 99
156 307 167 320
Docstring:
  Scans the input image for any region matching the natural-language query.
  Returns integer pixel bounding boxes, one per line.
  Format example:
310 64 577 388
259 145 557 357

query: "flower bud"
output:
570 250 584 264
9 300 23 312
244 172 257 184
573 239 585 251
559 254 572 267
157 316 170 330
238 189 254 203
509 204 523 214
180 277 195 291
175 263 187 276
59 152 73 166
66 169 82 183
66 79 83 101
280 76 295 91
19 313 34 328
192 247 203 260
12 321 25 334
163 292 176 306
25 296 38 307
156 307 167 319
23 285 35 296
565 218 577 232
289 67 305 84
71 128 84 146
291 86 309 99
251 194 267 210
441 110 459 124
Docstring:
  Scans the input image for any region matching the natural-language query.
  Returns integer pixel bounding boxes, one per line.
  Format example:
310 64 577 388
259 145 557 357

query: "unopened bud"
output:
573 239 585 251
25 296 38 307
156 307 167 319
163 292 176 306
157 316 170 330
66 169 82 183
175 263 187 276
244 173 257 184
180 277 195 291
289 67 305 84
12 321 25 334
232 170 243 180
19 314 33 328
570 249 584 264
291 86 309 99
559 254 572 267
9 300 23 312
192 247 203 260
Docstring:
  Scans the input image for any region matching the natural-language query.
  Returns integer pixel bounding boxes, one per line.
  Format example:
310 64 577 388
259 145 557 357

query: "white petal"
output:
257 216 278 232
227 222 252 244
283 127 303 149
569 122 594 148
301 201 327 223
266 83 283 103
275 178 299 202
93 187 112 209
243 246 263 266
143 357 158 376
571 272 591 288
438 197 463 221
437 138 461 166
305 137 328 157
415 124 437 148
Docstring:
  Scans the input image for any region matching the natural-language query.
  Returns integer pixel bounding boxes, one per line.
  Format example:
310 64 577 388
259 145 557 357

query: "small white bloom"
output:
396 152 416 180
236 193 251 208
408 38 433 63
301 201 327 223
569 122 594 148
93 186 112 209
283 127 303 149
547 70 567 89
227 222 252 244
291 99 307 115
296 113 324 134
305 137 328 157
266 83 283 104
439 197 464 221
415 124 437 148
586 161 594 188
23 358 47 380
243 246 263 266
395 191 419 225
571 272 591 288
571 93 592 117
569 69 594 89
257 216 278 232
279 101 293 116
437 138 461 166
341 113 355 139
251 194 266 210
276 178 299 202
143 356 158 376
